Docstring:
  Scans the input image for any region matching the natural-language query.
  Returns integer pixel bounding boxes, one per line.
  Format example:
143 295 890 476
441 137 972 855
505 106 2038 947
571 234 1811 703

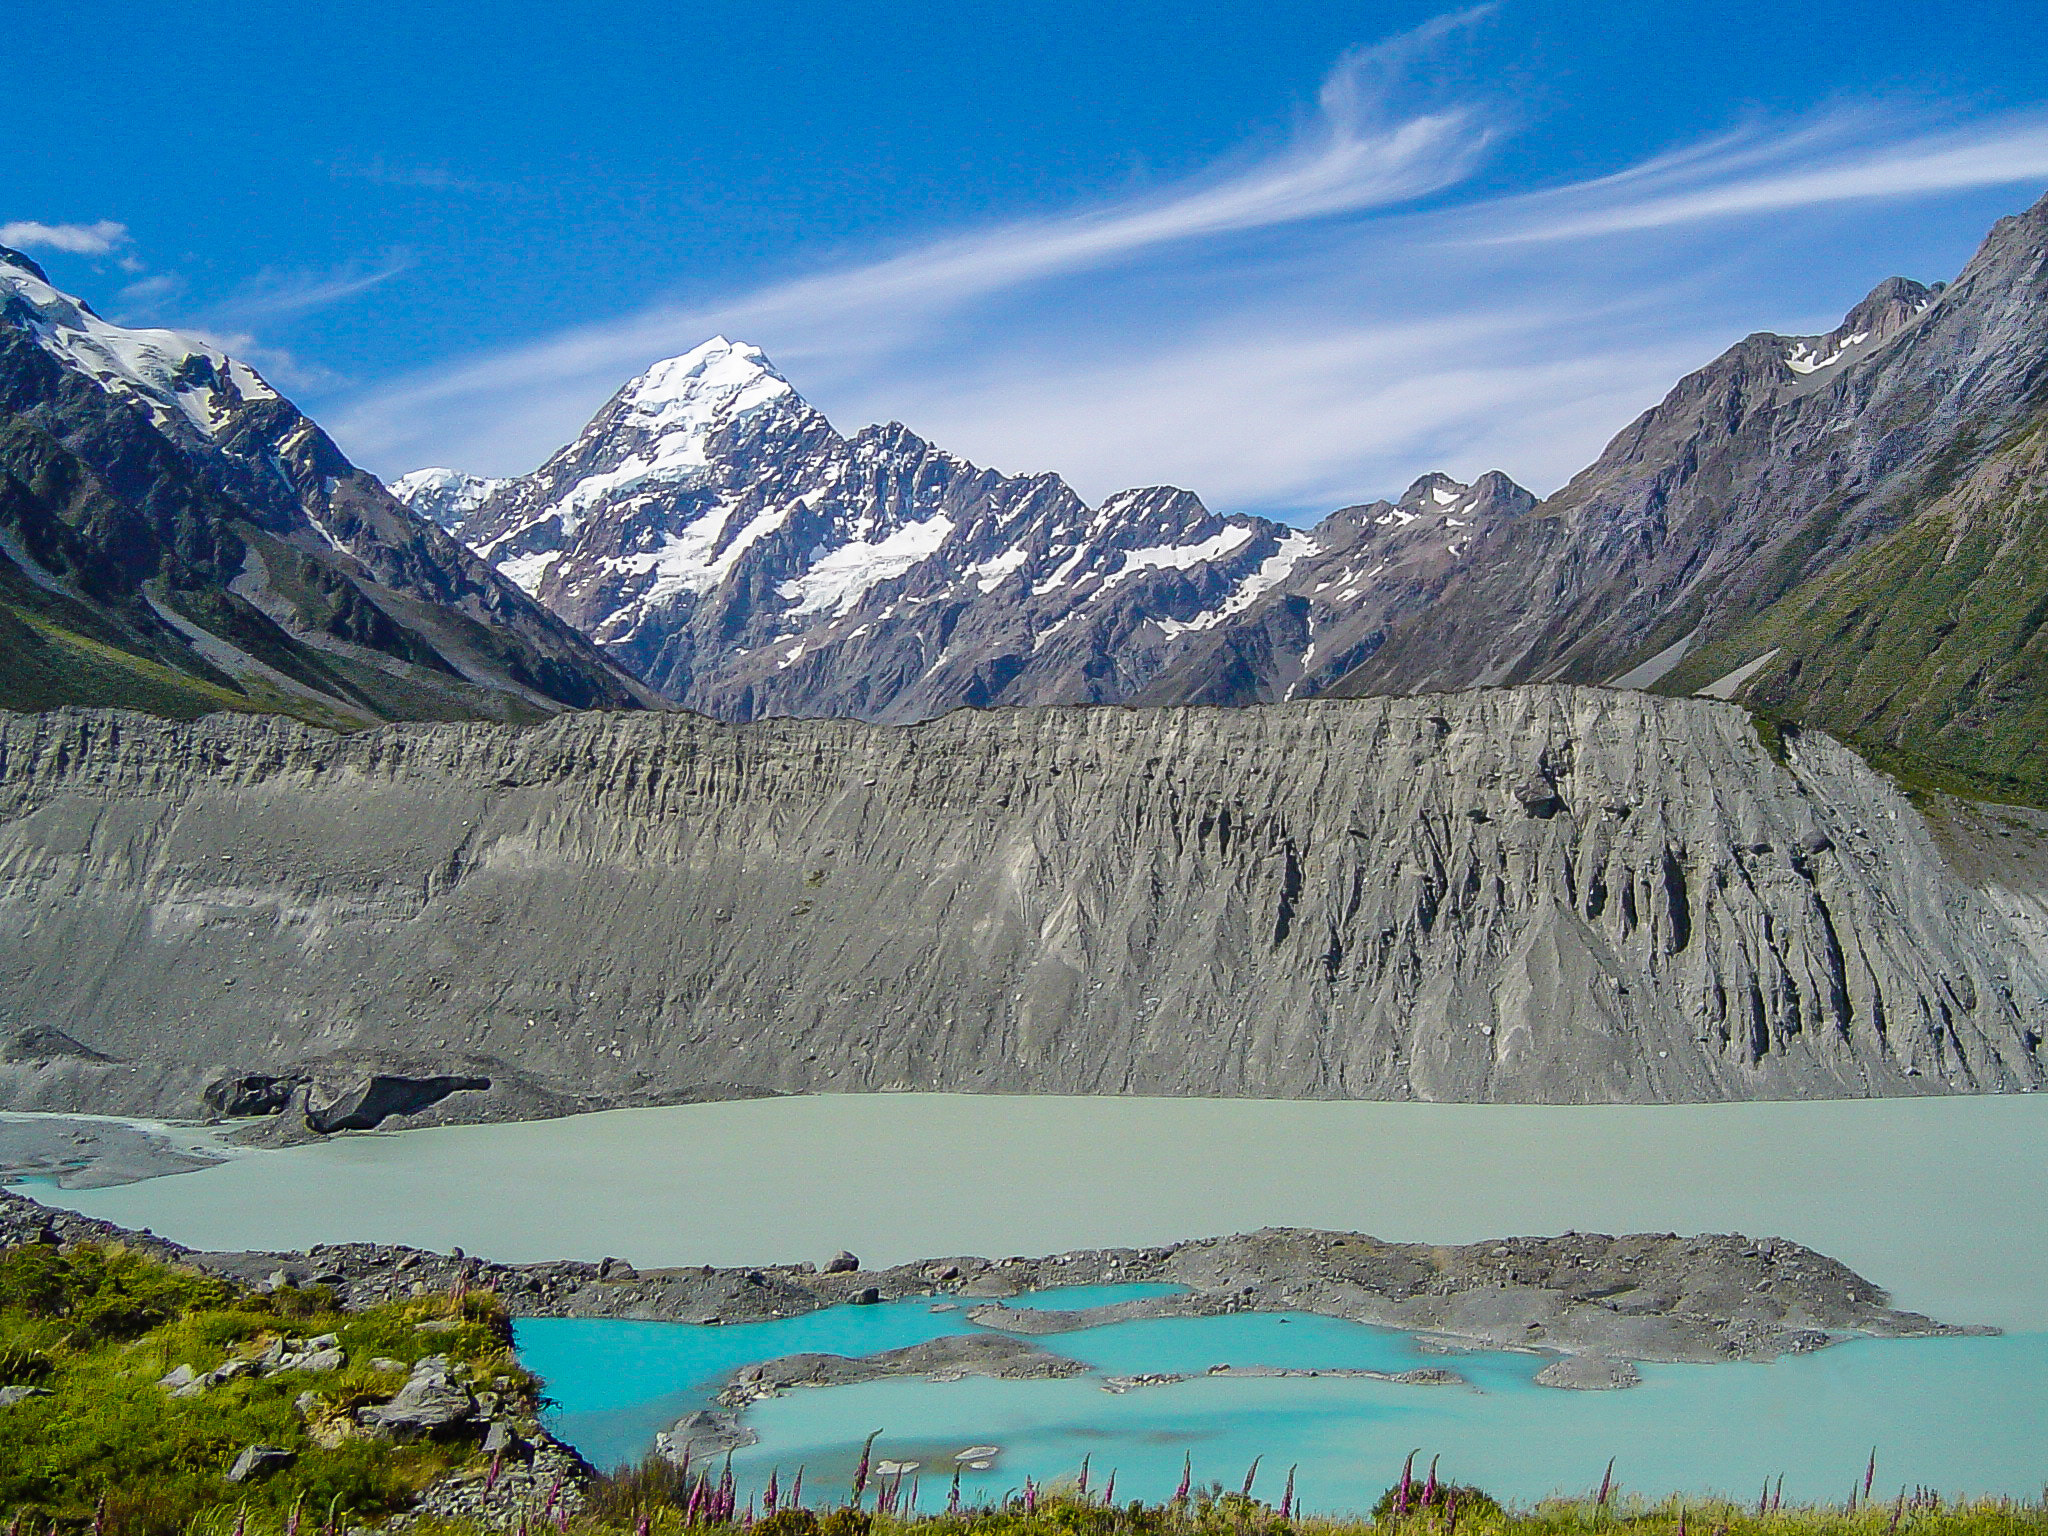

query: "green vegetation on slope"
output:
1661 411 2048 806
0 1243 534 1533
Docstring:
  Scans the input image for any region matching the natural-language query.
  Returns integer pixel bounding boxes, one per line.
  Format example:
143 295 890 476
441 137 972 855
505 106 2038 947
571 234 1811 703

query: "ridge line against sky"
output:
9 4 2048 519
320 21 2048 515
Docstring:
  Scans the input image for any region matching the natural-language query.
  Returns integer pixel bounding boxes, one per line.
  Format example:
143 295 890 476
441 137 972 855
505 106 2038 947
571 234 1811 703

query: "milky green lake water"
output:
31 1093 2048 1504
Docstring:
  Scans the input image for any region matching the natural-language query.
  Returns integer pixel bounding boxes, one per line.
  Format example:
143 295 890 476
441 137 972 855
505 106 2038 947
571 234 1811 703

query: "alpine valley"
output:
1 193 2047 1125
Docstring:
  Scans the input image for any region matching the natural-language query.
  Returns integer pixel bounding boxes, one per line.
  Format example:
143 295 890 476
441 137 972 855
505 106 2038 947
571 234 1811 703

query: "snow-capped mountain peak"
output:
396 335 1534 723
0 245 277 443
617 336 794 430
388 467 511 538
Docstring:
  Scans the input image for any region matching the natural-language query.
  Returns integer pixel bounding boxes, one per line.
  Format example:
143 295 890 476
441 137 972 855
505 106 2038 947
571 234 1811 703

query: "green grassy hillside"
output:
1661 411 2048 806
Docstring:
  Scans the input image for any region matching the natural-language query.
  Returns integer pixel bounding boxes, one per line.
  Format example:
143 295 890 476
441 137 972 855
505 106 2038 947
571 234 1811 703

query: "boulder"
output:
227 1445 296 1483
358 1356 476 1436
305 1073 491 1134
202 1074 305 1117
1513 775 1562 818
0 1385 50 1408
824 1251 860 1273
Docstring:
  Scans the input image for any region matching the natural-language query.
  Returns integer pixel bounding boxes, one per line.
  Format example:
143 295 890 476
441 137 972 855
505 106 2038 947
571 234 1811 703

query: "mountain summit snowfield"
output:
397 338 1529 722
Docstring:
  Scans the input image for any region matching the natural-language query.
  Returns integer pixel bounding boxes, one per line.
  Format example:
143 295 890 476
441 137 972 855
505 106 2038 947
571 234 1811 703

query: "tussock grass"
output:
0 1243 533 1535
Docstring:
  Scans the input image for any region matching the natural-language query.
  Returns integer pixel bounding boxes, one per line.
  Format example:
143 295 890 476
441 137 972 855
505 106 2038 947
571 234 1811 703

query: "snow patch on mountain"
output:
779 514 956 616
968 547 1031 594
1158 529 1322 636
1785 332 1869 374
1105 525 1255 590
390 467 511 536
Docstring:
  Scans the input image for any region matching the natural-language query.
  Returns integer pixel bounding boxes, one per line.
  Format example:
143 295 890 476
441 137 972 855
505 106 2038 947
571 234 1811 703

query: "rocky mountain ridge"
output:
393 190 2048 811
1323 189 2048 806
397 338 1531 722
0 689 2040 1119
0 247 658 727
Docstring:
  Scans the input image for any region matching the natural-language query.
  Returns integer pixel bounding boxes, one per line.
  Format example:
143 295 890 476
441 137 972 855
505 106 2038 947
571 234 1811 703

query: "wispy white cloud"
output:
1 219 129 255
115 272 182 309
861 311 1717 514
1486 111 2048 241
331 12 1501 475
322 17 2048 513
209 253 414 324
330 156 507 194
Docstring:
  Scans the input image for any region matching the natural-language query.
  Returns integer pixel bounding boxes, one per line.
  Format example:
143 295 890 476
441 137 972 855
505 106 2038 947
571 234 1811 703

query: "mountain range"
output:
5 191 2046 808
2 193 2047 1117
396 190 2048 803
396 343 1532 723
0 247 656 728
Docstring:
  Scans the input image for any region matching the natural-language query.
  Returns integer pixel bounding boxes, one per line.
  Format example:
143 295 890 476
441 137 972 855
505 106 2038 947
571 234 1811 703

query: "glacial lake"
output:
26 1092 2048 1504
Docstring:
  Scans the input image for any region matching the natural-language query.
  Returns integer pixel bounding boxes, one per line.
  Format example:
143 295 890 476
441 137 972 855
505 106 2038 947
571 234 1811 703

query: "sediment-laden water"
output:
27 1092 2048 1503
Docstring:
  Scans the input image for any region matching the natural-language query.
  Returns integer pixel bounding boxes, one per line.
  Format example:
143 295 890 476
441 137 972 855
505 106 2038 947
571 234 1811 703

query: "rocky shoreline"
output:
1 1183 2001 1500
1 1190 1987 1381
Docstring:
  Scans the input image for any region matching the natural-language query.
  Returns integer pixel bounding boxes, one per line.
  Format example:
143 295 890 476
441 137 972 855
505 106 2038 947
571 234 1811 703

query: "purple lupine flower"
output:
792 1468 805 1510
1423 1457 1439 1509
1866 1450 1879 1501
1078 1455 1091 1500
1176 1456 1192 1506
1397 1452 1417 1517
1445 1490 1459 1536
1242 1458 1261 1500
853 1433 880 1506
1281 1467 1296 1521
1596 1460 1615 1509
1102 1473 1115 1509
949 1467 962 1515
1024 1477 1038 1515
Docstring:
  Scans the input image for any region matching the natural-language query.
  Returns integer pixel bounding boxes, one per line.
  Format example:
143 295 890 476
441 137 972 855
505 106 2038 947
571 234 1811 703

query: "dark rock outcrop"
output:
304 1074 491 1133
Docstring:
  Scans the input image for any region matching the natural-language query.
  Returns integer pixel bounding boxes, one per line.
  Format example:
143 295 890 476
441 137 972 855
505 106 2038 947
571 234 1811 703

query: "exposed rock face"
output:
303 1073 492 1133
0 247 658 728
1135 472 1537 708
0 688 2040 1112
400 337 1529 725
1326 190 2048 808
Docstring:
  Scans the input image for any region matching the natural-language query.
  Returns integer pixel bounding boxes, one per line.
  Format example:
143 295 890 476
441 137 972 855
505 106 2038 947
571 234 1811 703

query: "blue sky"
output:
7 1 2048 517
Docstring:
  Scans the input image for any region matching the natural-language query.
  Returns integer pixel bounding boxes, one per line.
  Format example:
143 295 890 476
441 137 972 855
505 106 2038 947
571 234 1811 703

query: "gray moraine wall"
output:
0 686 2043 1123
